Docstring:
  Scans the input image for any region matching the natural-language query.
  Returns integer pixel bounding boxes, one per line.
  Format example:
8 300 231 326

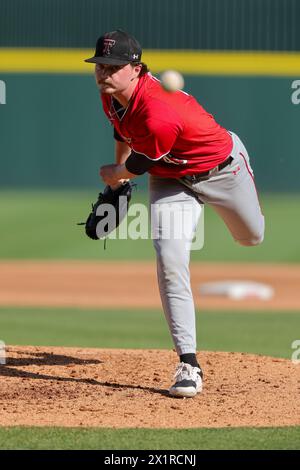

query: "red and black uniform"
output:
101 73 233 178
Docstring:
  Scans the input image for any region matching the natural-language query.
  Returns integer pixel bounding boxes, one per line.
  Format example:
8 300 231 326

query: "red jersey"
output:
101 73 233 178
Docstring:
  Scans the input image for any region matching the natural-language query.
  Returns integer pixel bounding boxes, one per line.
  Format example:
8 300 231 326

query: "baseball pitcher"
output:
84 30 265 398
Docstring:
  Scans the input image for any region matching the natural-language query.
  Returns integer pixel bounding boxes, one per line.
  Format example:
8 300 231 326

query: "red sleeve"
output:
131 115 183 161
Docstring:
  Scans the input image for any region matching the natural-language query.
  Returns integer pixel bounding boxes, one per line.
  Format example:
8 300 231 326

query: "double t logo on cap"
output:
103 39 116 56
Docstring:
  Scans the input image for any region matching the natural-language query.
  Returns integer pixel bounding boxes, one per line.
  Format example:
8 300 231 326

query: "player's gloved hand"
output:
78 181 135 240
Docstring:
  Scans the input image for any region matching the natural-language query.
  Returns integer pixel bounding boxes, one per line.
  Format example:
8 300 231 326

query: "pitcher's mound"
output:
0 346 299 428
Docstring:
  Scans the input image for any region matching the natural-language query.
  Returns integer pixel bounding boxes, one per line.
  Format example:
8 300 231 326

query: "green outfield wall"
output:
0 73 299 191
0 0 299 51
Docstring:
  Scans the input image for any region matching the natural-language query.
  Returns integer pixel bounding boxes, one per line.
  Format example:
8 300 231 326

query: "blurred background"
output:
0 2 299 448
0 0 299 261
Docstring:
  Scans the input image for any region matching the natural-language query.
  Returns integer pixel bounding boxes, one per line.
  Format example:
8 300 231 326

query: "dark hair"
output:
139 62 149 76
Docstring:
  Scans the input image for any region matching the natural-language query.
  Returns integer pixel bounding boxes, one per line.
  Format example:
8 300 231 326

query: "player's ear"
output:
132 63 142 78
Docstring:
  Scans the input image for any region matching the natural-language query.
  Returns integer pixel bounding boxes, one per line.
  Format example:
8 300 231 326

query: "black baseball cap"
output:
85 29 142 65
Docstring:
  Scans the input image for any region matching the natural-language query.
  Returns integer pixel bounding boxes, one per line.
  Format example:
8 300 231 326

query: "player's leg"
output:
209 132 264 245
183 132 265 246
150 175 201 356
149 176 203 397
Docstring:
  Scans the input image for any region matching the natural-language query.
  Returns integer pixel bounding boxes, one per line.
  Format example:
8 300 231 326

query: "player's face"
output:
95 63 140 94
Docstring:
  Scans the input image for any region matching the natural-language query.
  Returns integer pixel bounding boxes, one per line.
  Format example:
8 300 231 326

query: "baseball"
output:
160 70 184 92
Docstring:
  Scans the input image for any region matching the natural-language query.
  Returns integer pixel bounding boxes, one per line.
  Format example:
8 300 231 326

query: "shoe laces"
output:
173 362 200 382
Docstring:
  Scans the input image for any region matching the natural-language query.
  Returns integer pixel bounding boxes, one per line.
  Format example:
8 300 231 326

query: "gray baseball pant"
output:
149 132 265 355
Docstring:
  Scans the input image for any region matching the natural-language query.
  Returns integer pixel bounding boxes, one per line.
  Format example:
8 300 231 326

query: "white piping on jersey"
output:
132 147 188 165
109 96 131 122
131 146 170 161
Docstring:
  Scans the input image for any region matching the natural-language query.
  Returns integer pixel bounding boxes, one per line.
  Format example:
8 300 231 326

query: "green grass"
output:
0 307 299 359
0 190 300 261
0 426 299 450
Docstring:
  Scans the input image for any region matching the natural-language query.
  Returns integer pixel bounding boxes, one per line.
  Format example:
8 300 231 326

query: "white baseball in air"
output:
160 70 184 92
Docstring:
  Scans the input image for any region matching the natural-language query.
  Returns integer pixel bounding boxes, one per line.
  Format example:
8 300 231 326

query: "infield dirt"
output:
0 261 300 310
0 346 299 428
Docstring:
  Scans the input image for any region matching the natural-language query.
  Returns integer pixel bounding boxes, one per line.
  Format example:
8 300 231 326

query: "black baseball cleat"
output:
169 362 203 398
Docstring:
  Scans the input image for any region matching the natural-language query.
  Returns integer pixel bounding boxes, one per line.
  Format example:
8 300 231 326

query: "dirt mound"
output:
0 346 299 428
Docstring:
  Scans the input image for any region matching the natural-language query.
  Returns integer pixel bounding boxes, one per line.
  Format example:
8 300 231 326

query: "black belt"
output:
183 156 233 184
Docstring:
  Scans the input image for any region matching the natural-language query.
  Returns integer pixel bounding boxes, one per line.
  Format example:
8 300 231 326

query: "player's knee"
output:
235 216 265 247
236 232 264 247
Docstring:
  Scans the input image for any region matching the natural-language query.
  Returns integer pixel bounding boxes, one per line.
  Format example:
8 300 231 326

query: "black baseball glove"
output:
78 181 135 240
